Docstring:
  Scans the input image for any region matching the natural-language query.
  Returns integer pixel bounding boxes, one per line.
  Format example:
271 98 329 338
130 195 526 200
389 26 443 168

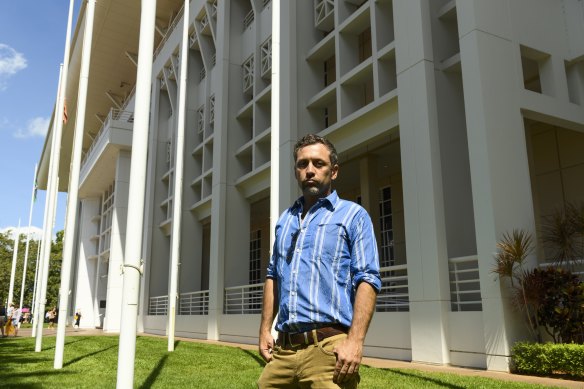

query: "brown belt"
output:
277 324 348 349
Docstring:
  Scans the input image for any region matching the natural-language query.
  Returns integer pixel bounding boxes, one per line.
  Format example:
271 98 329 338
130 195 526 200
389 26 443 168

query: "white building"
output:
38 0 584 372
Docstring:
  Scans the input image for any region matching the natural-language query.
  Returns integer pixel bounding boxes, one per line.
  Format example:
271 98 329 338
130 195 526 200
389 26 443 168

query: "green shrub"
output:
511 342 584 378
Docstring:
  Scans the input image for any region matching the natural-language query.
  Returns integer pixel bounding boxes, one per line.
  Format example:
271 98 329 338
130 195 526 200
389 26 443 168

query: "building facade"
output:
38 0 584 371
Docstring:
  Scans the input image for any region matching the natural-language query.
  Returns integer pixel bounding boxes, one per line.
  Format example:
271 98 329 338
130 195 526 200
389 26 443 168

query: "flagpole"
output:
36 0 75 353
7 219 21 306
167 0 189 352
19 164 38 311
54 0 96 369
31 240 42 337
117 0 157 386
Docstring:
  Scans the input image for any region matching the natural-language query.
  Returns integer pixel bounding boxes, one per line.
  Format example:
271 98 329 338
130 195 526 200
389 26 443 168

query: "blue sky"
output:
0 1 81 236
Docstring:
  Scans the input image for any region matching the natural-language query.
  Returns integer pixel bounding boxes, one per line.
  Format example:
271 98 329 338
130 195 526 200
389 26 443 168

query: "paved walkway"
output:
14 327 584 388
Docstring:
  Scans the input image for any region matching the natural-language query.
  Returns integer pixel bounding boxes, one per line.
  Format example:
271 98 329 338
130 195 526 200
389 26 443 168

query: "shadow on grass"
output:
139 354 169 389
240 349 266 367
0 337 88 355
63 344 117 367
390 369 465 389
175 340 181 349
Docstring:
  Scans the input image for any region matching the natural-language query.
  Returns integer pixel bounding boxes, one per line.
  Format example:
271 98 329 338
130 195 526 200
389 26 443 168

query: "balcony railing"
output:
81 109 134 168
148 295 168 315
449 256 482 312
179 290 209 315
224 283 263 314
149 291 209 316
243 9 254 30
376 264 409 312
153 4 185 62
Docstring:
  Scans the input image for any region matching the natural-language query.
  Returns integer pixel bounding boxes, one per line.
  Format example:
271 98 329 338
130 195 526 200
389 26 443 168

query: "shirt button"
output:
296 248 300 252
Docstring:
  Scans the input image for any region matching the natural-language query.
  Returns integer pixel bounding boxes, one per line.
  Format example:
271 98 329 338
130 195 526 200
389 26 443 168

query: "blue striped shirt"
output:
267 190 381 333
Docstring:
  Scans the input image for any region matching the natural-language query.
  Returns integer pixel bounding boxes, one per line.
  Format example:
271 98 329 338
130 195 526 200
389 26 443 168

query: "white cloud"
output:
1 226 44 241
0 43 27 90
14 116 50 139
0 43 27 76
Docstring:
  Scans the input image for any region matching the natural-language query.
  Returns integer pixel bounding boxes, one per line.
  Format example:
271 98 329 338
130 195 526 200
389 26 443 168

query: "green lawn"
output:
0 335 558 388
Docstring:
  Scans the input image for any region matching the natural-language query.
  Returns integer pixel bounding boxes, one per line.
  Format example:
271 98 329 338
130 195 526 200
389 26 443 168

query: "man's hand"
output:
259 330 275 363
332 337 362 384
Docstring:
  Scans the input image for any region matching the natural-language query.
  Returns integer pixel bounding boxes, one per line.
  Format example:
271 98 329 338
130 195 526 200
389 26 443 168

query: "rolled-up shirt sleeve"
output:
349 210 382 293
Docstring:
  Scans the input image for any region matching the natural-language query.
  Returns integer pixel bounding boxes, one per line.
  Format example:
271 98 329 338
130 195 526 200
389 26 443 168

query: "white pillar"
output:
36 0 75 353
116 0 157 386
394 0 451 365
458 0 536 372
167 0 190 351
104 152 131 332
19 164 38 309
8 219 21 306
55 0 97 368
31 241 41 337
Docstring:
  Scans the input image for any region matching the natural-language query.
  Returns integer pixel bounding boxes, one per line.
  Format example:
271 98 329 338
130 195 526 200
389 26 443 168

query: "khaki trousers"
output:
257 334 359 389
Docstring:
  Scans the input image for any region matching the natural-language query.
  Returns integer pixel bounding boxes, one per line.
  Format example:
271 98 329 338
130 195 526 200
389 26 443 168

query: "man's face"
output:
294 143 338 199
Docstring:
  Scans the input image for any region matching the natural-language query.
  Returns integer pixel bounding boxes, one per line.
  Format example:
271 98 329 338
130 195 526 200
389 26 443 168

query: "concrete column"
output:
104 151 131 332
359 155 380 235
458 0 537 371
274 0 299 216
206 0 230 340
394 0 451 365
73 198 100 328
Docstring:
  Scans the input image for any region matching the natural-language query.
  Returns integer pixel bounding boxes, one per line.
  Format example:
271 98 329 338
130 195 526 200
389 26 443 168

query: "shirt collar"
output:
293 190 339 212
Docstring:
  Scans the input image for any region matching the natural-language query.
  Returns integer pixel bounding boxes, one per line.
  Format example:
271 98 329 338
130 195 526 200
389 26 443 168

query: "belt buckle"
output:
287 332 308 348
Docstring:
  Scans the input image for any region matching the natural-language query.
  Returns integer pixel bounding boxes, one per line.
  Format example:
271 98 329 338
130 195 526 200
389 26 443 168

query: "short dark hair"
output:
293 134 338 166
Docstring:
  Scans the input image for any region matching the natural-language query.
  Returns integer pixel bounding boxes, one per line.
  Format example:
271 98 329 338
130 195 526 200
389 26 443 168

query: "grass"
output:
0 335 560 388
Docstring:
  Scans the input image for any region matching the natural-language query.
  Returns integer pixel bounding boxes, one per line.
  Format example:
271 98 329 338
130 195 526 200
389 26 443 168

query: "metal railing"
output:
224 283 263 314
315 0 334 27
179 290 209 315
148 295 168 315
243 9 254 30
539 260 584 276
376 264 409 312
81 109 134 167
449 256 482 312
153 4 185 62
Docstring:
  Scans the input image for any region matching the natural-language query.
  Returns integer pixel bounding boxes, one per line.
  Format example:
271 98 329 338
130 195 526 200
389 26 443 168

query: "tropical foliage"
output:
493 204 584 344
0 230 63 309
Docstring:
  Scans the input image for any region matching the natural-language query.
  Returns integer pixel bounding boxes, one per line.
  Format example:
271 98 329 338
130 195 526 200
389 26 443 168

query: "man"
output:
258 134 381 388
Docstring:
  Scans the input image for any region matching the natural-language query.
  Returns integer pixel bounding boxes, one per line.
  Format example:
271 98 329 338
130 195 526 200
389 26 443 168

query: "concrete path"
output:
12 327 584 388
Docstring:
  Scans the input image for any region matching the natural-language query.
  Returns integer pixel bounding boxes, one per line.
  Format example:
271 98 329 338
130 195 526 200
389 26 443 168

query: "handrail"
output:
448 256 482 312
224 283 263 314
81 108 134 168
179 290 209 315
148 295 168 315
153 4 185 62
377 264 409 312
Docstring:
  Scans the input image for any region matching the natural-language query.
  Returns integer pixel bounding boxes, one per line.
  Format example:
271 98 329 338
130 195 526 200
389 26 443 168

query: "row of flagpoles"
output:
7 1 282 387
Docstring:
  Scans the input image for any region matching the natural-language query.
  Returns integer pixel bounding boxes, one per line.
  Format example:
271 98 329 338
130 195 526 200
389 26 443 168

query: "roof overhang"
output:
38 0 182 191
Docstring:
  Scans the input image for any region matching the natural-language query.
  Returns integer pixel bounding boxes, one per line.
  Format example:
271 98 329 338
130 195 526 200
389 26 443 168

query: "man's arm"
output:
258 278 278 362
332 281 377 384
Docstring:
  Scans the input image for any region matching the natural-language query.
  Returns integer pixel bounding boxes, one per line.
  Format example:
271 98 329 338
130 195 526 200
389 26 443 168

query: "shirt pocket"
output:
317 223 348 263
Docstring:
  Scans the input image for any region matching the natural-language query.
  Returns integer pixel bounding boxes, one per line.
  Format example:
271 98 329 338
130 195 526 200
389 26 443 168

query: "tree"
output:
0 230 63 310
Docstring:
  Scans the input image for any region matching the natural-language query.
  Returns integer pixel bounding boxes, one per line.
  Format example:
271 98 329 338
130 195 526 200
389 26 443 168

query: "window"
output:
249 229 262 284
379 186 394 267
358 27 372 63
324 55 336 86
